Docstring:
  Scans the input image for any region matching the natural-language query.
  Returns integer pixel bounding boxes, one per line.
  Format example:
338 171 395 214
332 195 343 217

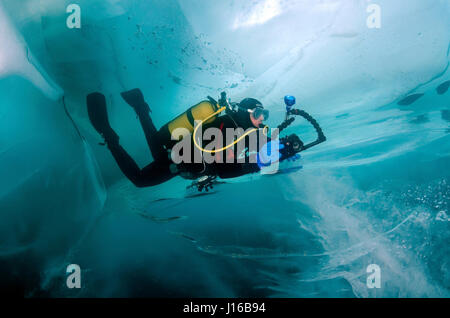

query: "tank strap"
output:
186 108 195 128
207 96 219 111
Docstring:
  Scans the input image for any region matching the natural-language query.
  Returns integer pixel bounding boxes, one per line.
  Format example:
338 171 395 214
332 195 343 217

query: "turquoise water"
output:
0 0 449 297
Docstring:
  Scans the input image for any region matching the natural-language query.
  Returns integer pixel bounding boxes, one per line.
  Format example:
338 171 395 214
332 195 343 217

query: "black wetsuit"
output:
107 105 262 188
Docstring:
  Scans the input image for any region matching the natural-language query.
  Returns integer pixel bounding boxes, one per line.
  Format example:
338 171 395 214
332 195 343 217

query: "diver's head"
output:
238 98 269 127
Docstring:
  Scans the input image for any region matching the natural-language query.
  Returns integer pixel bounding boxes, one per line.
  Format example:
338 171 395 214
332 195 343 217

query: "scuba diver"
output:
87 89 326 191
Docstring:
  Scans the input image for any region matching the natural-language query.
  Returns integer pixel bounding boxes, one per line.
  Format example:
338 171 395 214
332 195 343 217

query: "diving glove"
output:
257 140 284 168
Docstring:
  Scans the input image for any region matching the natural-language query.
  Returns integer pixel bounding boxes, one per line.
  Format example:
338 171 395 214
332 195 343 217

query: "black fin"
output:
120 88 151 114
86 92 118 143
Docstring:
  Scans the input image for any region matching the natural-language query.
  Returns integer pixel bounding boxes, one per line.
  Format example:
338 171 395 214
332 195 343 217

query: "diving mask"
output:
249 107 269 121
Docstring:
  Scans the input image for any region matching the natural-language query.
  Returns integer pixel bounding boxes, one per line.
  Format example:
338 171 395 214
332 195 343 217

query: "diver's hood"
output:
238 98 263 110
231 97 263 129
231 110 254 129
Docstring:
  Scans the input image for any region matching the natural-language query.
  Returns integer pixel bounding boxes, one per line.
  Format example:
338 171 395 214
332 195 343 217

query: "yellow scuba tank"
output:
158 99 221 148
157 92 269 154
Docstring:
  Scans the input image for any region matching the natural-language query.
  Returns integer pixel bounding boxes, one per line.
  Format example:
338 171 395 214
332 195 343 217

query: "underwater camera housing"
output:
280 134 304 159
277 95 326 154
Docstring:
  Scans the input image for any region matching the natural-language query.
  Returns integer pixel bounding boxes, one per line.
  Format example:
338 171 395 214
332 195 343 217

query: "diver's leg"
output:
121 88 167 161
106 142 144 186
137 110 167 162
87 92 171 187
138 160 176 187
107 142 174 187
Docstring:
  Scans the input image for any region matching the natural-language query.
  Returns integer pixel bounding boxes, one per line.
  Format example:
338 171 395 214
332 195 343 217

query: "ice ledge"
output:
0 3 62 101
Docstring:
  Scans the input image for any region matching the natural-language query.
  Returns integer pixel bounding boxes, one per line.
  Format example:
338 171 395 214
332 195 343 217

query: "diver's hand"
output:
257 140 285 168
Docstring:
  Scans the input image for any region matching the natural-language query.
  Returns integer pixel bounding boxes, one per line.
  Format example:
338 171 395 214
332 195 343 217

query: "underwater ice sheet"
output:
0 0 449 298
